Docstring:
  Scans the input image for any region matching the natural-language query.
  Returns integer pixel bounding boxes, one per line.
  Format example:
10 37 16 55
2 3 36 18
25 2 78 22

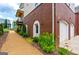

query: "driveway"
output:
0 31 42 55
60 36 79 54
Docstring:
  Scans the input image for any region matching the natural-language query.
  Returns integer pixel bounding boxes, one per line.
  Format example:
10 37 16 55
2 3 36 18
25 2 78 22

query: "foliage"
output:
16 25 21 33
33 37 39 43
33 32 55 53
25 38 33 44
16 24 29 37
0 24 4 35
13 21 17 30
4 19 8 28
58 48 71 55
3 28 9 33
38 33 55 53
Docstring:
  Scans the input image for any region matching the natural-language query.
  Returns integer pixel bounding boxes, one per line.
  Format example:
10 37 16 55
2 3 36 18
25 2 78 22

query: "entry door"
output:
59 21 69 43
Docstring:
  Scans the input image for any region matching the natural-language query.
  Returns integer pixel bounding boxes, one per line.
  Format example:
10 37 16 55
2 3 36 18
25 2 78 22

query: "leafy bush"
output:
22 32 28 37
3 28 9 33
33 37 39 43
16 24 29 37
38 32 55 53
58 48 70 55
0 31 3 35
0 24 4 35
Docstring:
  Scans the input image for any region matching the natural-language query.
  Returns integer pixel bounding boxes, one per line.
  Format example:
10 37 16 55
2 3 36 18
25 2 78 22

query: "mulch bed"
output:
0 52 8 55
32 43 77 55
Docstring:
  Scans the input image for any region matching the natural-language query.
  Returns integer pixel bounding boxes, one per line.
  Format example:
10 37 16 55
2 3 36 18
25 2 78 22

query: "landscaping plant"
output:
16 24 29 37
58 48 71 55
33 37 39 43
37 32 55 53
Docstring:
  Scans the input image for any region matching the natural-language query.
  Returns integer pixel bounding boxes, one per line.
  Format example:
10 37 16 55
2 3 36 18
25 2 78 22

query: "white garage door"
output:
59 21 69 43
70 24 74 39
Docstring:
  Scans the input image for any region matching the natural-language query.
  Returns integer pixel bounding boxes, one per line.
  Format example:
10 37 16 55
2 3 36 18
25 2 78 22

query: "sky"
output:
0 3 19 21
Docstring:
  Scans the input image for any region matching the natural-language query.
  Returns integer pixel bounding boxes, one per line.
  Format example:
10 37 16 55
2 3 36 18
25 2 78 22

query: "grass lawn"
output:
25 38 33 44
3 28 9 33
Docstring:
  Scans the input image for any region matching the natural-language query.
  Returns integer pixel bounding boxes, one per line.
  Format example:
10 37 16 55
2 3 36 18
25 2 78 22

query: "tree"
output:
0 24 3 35
4 19 7 28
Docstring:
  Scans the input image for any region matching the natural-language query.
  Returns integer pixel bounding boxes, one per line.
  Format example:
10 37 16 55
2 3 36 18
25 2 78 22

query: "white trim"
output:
59 20 69 47
60 20 68 25
52 3 54 33
21 3 41 17
70 23 74 39
33 20 40 37
26 24 28 33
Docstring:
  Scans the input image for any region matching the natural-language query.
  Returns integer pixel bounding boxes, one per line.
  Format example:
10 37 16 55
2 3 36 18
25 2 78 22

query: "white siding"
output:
20 3 41 17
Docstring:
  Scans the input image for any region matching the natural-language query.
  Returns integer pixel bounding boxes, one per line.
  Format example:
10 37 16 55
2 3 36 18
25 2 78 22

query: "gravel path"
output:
0 31 42 55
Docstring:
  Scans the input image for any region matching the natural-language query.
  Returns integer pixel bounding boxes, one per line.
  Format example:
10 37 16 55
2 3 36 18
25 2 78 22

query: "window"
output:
35 24 38 33
33 20 40 37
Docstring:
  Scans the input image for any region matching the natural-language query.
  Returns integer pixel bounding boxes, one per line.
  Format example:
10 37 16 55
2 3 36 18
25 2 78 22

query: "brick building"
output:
16 3 75 48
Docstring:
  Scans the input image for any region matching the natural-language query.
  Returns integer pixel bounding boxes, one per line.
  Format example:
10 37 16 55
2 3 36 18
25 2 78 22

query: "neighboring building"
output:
7 20 11 29
16 3 75 48
0 18 11 29
75 6 79 35
0 18 5 24
12 20 17 30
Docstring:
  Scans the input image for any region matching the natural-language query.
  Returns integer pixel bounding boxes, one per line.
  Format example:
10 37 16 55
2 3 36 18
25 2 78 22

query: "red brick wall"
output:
23 3 52 37
75 13 79 35
56 3 75 24
54 3 75 47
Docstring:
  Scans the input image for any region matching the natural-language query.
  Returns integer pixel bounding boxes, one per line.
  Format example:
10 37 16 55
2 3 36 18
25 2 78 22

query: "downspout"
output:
52 4 54 33
54 3 59 49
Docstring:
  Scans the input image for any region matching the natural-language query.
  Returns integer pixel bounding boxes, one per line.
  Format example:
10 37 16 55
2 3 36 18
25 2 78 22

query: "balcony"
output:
16 18 23 25
16 9 24 17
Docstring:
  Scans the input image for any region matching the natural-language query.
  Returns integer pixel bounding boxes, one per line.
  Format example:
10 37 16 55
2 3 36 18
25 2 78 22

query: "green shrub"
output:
3 28 9 33
16 24 29 37
16 25 20 33
22 32 28 37
58 48 70 55
38 32 55 53
0 31 3 35
33 37 39 43
0 24 4 35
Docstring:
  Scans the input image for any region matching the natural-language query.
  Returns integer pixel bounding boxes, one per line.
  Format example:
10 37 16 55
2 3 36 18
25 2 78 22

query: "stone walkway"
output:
0 31 42 55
